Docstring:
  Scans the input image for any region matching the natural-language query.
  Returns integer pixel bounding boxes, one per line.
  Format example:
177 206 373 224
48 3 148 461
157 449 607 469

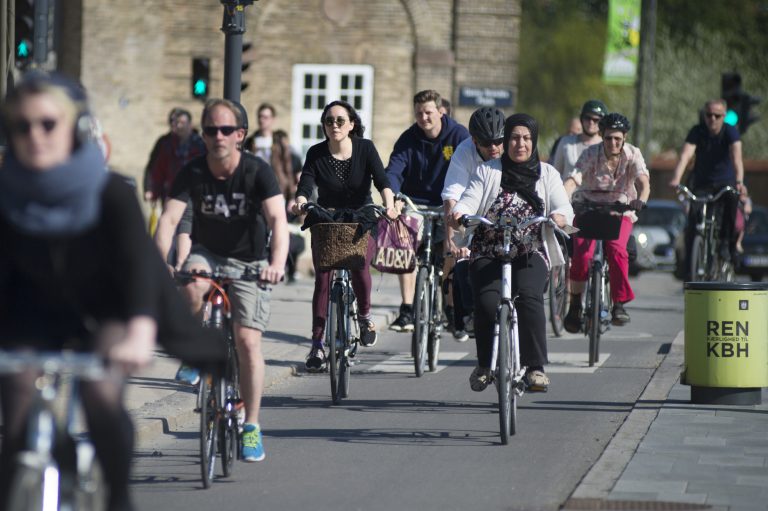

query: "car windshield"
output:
746 209 768 236
636 206 685 230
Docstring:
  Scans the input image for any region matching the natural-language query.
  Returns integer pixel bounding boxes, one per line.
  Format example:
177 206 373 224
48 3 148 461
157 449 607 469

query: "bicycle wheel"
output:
6 453 50 511
690 235 706 282
412 267 430 377
548 261 568 337
199 374 218 488
219 349 237 477
428 273 442 372
327 283 344 404
497 303 515 444
338 290 351 400
588 266 602 367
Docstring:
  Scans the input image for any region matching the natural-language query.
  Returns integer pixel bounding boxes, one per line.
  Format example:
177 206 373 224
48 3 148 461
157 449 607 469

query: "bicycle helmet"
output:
468 107 505 141
581 99 608 119
599 112 631 134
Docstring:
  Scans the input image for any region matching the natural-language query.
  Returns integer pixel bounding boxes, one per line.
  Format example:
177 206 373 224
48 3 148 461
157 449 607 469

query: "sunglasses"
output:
202 125 239 137
324 116 348 127
582 115 601 123
11 117 59 136
477 138 504 148
705 112 723 120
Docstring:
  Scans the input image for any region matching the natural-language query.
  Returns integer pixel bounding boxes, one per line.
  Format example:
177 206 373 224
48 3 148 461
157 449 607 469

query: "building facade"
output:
57 0 520 186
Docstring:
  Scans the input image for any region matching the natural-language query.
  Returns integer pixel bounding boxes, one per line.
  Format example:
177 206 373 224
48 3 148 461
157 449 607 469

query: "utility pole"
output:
220 0 255 103
1 0 11 100
633 0 657 157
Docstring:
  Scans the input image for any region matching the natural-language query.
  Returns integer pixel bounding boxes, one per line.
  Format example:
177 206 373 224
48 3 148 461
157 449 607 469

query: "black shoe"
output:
564 300 582 334
612 303 630 326
359 318 378 347
389 305 414 332
305 346 326 372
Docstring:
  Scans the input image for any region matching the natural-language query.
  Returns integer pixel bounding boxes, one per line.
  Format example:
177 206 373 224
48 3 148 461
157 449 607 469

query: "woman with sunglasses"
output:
0 72 221 510
292 100 398 371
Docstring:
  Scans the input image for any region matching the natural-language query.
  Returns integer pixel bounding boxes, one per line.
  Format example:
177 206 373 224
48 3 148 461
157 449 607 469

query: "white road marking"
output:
545 352 611 373
363 351 467 374
551 331 652 340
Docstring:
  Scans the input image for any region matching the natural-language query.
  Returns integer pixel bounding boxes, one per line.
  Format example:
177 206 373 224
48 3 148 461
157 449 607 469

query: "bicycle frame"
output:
326 267 359 404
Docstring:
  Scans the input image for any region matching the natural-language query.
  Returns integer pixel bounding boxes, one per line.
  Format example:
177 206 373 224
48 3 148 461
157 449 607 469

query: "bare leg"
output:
234 325 264 424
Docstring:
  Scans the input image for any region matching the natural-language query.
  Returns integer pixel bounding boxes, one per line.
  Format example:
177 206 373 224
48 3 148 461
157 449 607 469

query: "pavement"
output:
127 272 768 511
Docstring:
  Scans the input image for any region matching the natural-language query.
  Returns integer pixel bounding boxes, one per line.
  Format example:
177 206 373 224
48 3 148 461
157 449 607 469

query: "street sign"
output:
458 87 514 108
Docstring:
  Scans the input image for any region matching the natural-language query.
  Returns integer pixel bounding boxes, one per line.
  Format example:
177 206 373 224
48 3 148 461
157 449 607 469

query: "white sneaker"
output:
453 330 469 343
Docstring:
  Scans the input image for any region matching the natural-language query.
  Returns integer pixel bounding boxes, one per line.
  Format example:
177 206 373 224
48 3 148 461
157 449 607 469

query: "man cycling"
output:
385 89 470 331
551 100 608 179
155 98 288 463
442 106 506 341
563 113 650 331
669 99 746 275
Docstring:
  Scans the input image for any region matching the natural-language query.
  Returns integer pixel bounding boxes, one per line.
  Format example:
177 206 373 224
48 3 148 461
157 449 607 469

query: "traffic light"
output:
241 42 254 92
14 0 35 68
192 57 210 100
721 72 761 134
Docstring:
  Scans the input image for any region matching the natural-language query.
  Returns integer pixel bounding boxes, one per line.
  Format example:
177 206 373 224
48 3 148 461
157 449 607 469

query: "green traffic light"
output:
725 109 739 126
193 79 208 97
16 40 31 59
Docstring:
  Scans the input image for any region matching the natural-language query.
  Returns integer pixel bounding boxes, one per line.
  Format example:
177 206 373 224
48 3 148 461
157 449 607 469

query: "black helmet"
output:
599 112 631 134
581 100 608 118
468 107 505 141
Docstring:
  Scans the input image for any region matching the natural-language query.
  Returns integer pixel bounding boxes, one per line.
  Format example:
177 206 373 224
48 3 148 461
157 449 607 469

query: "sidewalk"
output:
126 272 403 445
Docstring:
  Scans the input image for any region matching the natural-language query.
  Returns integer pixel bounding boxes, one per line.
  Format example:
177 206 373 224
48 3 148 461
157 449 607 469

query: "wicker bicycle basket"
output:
310 223 370 271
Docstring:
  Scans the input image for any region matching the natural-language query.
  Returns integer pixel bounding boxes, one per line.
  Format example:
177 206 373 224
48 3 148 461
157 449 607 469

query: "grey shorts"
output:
183 245 271 332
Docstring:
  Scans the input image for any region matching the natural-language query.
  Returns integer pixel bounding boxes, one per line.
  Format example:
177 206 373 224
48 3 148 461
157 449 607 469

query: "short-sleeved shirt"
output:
685 123 740 188
170 153 281 261
551 134 599 180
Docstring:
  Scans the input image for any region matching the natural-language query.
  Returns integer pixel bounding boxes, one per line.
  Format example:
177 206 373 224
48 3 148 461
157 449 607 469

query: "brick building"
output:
56 0 520 186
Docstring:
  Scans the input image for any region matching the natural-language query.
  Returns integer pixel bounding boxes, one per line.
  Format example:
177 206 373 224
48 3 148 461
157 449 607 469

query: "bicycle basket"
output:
311 223 370 271
573 206 623 240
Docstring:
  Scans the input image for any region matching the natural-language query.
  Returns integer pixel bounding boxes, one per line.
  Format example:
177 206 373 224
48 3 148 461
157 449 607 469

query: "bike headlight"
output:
637 232 648 246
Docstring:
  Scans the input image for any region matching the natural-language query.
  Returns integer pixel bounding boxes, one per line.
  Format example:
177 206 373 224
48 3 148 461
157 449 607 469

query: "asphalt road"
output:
132 272 684 511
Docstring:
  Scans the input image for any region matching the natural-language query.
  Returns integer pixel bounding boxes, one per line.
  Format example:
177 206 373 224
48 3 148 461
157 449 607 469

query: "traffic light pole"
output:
220 0 254 103
633 0 656 157
1 0 9 100
33 0 48 66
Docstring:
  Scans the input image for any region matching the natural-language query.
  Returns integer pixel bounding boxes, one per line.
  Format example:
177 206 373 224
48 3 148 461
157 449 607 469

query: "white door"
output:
291 64 374 158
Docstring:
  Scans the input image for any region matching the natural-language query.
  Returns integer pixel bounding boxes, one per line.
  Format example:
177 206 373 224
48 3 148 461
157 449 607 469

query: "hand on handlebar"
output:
629 199 646 212
260 264 285 285
291 198 308 216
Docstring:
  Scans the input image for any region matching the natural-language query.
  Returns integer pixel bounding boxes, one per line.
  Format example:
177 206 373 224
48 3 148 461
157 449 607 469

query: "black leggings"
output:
0 373 135 511
470 255 549 369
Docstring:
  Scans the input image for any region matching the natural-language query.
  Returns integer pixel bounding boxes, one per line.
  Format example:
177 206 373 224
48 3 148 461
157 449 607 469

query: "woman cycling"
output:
291 100 397 371
562 113 650 331
0 72 219 510
450 114 573 393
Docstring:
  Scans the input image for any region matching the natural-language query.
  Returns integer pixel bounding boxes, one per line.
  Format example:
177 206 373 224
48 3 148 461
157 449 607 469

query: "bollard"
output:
683 282 768 405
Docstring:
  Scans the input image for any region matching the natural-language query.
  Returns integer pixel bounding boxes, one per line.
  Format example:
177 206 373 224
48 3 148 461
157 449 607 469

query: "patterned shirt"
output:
470 190 549 269
330 156 352 183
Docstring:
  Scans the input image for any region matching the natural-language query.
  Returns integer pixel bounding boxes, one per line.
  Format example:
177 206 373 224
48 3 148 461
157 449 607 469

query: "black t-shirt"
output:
685 123 740 188
170 153 281 261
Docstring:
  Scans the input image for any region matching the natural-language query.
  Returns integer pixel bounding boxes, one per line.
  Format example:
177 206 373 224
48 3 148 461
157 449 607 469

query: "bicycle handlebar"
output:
174 267 265 286
0 350 106 379
395 192 443 217
459 214 573 239
300 202 386 216
676 184 737 203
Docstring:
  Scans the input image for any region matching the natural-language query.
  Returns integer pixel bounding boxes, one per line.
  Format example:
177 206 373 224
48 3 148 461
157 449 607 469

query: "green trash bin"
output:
683 282 768 405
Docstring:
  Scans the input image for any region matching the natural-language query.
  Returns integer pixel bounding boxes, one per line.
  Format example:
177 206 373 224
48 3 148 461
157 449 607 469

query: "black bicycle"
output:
303 202 384 404
676 185 738 282
397 193 445 376
175 267 262 488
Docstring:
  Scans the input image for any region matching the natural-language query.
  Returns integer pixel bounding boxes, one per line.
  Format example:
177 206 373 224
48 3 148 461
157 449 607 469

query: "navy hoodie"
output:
385 115 470 206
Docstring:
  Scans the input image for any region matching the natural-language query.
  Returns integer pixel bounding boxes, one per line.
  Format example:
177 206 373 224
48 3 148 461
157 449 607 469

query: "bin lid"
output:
684 281 768 291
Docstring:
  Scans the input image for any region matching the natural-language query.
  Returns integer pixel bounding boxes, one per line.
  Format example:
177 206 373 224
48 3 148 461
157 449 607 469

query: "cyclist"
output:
563 113 650 331
669 99 746 275
442 106 506 341
551 99 608 180
0 72 221 511
155 98 288 463
385 89 470 331
291 100 397 371
450 114 573 393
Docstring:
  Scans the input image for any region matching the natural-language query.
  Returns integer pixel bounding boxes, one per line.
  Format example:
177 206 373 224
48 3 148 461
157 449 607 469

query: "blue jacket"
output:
385 115 470 206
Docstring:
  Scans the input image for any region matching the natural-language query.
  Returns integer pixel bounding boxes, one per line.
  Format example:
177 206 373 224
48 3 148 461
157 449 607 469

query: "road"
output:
132 271 684 511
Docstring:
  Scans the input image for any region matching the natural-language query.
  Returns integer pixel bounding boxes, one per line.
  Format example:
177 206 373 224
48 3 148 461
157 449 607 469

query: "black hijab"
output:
500 113 543 214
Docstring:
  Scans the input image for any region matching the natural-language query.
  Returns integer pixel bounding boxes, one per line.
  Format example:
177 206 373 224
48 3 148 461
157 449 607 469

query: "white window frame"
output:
291 64 374 158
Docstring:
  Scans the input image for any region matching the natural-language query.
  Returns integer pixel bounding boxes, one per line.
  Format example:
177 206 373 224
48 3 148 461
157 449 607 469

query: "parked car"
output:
630 199 686 275
736 205 768 282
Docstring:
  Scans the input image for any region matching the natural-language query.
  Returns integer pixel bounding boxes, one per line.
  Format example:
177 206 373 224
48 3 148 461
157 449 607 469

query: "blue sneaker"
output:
241 423 265 462
174 364 200 385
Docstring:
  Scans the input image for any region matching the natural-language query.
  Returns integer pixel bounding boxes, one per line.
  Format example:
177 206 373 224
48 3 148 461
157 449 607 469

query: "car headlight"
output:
637 232 648 246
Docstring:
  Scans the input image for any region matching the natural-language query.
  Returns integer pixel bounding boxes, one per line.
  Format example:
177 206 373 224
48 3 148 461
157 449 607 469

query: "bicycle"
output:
0 350 107 510
302 202 384 404
676 185 738 282
396 193 445 377
572 190 634 367
459 213 570 444
175 267 263 488
548 232 571 337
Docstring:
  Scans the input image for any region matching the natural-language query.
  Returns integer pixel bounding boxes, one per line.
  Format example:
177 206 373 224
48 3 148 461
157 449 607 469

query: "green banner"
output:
603 0 641 86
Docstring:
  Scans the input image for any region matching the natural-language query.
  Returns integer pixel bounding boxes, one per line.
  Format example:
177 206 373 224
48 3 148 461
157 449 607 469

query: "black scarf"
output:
500 113 544 214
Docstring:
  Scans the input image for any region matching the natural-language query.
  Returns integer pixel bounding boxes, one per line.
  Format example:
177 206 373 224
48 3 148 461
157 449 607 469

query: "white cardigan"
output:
452 161 575 267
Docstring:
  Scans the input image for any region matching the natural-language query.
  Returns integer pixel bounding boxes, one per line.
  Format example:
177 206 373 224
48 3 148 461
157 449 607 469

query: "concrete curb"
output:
565 329 685 504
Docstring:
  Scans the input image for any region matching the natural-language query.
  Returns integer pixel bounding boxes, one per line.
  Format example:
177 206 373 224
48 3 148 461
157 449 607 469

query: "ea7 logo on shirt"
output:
201 193 248 218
